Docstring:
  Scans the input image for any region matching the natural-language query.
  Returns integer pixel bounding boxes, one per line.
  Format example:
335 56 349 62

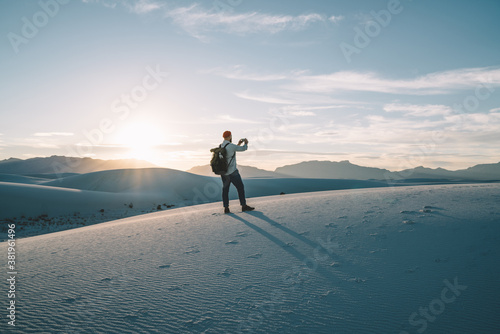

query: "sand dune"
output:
1 168 488 239
0 168 399 228
0 173 50 185
0 182 153 218
43 168 213 194
6 183 500 333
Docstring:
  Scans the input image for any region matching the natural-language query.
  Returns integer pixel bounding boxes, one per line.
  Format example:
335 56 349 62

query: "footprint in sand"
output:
320 290 336 300
218 268 234 277
400 210 418 214
185 315 214 329
185 247 200 254
240 285 255 291
247 253 262 259
370 233 388 239
62 297 83 303
348 277 367 283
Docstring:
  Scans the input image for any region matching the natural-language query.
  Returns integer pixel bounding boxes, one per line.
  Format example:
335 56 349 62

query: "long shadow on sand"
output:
228 213 340 283
245 211 327 250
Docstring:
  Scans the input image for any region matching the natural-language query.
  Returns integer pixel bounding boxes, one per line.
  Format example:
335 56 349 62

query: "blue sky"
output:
1 0 499 171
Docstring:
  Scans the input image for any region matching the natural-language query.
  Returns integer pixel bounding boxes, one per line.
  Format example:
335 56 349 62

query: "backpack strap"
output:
224 142 236 167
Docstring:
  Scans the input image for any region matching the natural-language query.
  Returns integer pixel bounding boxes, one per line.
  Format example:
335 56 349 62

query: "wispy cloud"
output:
234 90 363 106
217 115 263 124
82 0 164 13
328 15 344 24
33 132 74 137
287 67 500 95
129 0 164 13
83 0 337 41
384 103 453 117
165 4 326 39
445 111 500 132
234 91 298 105
250 149 348 157
272 104 363 117
206 65 500 96
198 114 263 124
201 65 302 81
287 111 316 117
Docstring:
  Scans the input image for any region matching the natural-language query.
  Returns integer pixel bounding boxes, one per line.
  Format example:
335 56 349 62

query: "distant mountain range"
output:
275 160 387 179
0 156 157 175
1 156 499 181
275 160 500 181
187 165 291 178
190 160 500 181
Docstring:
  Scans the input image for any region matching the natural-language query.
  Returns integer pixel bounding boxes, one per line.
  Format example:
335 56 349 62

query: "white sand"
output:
4 183 499 333
0 168 412 238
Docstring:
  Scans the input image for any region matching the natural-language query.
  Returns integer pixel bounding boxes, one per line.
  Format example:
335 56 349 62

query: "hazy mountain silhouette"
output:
1 156 498 181
275 160 390 179
455 162 500 180
187 164 291 178
276 160 500 181
0 156 157 175
394 166 457 179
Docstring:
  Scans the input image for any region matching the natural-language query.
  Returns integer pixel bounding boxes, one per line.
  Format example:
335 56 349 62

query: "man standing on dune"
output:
220 130 255 214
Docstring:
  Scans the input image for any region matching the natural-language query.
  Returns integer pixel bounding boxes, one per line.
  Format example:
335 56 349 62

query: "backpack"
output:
210 143 235 175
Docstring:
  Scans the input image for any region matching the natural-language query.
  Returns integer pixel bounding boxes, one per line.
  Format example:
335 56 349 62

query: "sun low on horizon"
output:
111 121 169 163
1 1 500 333
0 0 499 171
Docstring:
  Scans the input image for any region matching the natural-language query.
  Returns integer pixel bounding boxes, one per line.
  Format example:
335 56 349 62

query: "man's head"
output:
223 130 232 141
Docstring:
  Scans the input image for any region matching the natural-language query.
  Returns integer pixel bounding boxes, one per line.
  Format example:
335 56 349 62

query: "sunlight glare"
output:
114 122 166 162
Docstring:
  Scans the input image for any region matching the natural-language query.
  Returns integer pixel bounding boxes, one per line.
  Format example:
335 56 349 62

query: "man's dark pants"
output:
221 170 246 208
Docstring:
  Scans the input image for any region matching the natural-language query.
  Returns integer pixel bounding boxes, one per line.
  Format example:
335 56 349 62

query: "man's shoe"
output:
224 207 231 214
242 205 255 212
